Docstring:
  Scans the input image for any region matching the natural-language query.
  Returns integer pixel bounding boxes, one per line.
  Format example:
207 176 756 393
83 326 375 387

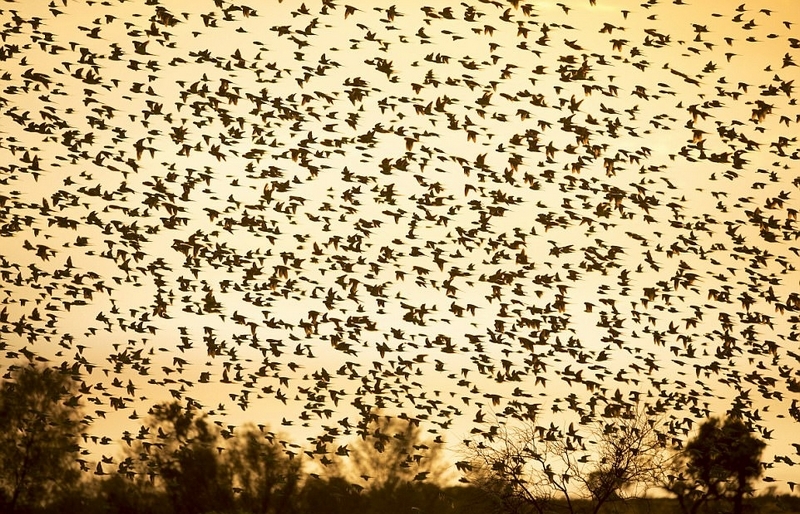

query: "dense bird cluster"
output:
0 0 798 488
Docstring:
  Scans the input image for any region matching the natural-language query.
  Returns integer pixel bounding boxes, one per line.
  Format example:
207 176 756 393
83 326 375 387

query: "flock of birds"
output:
1 0 799 489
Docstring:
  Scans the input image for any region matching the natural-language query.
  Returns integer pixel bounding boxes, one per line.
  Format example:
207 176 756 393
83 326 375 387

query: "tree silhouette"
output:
464 406 668 514
0 364 83 513
91 473 171 514
328 414 453 514
223 424 302 514
298 475 366 514
663 416 765 514
127 401 233 514
337 415 450 487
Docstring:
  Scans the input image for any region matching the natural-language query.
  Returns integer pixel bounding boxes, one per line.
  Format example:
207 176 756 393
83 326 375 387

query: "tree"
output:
223 424 302 514
0 364 84 513
337 414 451 488
127 401 233 514
663 416 765 514
91 473 172 514
328 414 453 514
298 475 366 514
464 405 668 514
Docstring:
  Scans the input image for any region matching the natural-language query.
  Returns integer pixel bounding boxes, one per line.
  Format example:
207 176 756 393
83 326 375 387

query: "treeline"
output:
38 465 489 514
0 364 490 514
31 483 800 514
77 402 486 514
2 365 799 514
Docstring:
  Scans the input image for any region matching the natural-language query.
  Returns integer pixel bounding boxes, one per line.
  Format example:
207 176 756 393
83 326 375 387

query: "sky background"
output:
1 0 799 493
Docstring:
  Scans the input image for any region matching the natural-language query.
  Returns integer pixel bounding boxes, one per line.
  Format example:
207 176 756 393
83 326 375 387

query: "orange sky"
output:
1 0 799 493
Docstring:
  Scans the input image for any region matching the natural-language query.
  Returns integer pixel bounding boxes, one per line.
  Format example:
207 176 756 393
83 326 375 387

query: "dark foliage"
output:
0 365 83 514
663 416 767 514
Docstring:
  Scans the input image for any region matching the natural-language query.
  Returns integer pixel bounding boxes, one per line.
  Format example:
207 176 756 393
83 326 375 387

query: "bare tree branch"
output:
463 404 669 514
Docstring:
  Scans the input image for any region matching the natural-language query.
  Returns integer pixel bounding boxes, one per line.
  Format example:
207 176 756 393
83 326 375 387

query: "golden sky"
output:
1 0 799 492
